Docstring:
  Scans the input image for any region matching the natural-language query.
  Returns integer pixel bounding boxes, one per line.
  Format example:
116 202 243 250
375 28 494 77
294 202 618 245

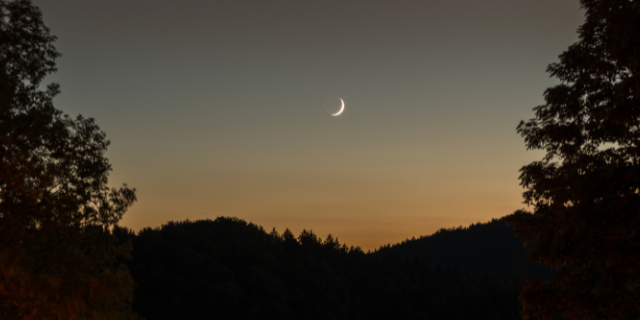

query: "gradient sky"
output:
34 0 584 250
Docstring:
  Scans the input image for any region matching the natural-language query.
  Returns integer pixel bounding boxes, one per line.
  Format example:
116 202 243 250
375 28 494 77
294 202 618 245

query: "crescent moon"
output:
331 98 345 116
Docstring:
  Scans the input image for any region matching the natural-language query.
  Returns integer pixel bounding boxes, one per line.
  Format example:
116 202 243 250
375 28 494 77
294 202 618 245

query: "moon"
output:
323 96 345 116
331 98 345 116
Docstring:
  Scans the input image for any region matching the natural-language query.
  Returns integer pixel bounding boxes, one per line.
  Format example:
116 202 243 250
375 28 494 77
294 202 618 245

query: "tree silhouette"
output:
0 0 138 318
115 217 524 320
373 219 554 279
503 1 640 319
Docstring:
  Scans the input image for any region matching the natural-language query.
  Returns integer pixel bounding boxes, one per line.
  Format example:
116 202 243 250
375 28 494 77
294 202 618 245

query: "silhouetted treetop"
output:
116 217 524 320
0 0 138 318
503 1 640 319
373 219 554 279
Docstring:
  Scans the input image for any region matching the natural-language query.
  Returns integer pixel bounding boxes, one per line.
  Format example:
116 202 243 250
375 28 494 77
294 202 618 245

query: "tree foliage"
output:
503 1 640 319
373 219 555 279
115 217 524 320
0 0 138 318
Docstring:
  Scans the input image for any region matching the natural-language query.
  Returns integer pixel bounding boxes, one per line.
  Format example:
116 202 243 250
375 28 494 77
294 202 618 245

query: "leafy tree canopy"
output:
0 0 138 318
503 1 640 319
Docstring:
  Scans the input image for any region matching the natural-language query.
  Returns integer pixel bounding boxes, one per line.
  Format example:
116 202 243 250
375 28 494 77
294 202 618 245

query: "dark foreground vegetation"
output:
115 217 523 320
374 219 555 279
3 0 639 318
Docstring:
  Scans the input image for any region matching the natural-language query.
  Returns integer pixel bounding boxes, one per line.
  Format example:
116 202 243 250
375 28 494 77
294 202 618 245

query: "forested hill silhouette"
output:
114 217 523 320
372 219 554 279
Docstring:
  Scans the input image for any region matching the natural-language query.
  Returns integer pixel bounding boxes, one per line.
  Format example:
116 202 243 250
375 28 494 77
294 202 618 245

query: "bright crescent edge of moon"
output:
331 98 345 116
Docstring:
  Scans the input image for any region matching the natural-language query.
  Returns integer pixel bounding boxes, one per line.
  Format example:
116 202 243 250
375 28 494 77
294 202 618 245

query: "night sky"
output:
34 0 584 250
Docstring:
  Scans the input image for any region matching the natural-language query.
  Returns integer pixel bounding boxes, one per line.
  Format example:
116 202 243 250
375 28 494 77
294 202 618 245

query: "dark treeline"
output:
114 217 523 320
373 219 555 279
